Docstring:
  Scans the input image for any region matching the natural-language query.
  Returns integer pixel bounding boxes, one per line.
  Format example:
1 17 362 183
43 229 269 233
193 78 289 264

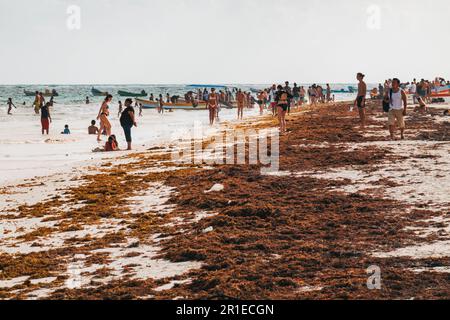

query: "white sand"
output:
0 105 261 187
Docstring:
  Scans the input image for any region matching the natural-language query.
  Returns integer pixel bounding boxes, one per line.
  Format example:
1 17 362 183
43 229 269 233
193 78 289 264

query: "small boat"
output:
118 90 148 97
24 89 59 97
136 98 208 110
91 87 109 96
431 85 450 97
188 84 227 89
331 86 356 94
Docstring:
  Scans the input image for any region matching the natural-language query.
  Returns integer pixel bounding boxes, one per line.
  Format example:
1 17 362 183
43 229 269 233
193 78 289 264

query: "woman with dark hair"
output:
207 88 219 125
275 85 292 135
120 98 137 150
158 94 164 114
41 102 52 135
97 94 113 141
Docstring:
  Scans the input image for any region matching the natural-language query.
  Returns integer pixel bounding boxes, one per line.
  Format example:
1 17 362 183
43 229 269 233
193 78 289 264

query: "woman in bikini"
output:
97 94 113 141
275 85 291 135
207 88 219 125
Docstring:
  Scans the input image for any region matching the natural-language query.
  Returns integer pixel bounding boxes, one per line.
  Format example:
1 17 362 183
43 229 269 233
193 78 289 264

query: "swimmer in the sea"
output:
88 120 99 135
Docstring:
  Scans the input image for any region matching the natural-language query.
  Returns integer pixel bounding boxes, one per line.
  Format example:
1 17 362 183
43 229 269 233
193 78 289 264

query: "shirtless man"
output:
326 84 331 102
88 120 99 135
236 89 245 120
207 88 219 125
354 73 367 129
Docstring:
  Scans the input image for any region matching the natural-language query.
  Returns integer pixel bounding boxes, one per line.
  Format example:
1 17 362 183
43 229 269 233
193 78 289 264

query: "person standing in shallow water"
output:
97 94 113 141
120 98 137 150
158 94 164 114
354 73 367 130
33 91 41 114
40 102 52 135
7 98 16 115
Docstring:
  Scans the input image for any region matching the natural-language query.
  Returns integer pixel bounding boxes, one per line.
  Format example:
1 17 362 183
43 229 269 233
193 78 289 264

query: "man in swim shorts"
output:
354 72 367 129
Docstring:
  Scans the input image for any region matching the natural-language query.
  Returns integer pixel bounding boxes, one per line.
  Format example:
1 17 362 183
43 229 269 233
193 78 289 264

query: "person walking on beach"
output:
269 84 277 116
7 98 16 115
207 88 219 125
236 89 245 120
293 83 300 108
257 91 266 115
86 96 90 105
275 85 292 135
120 98 137 150
354 73 367 129
299 86 306 106
284 81 293 113
40 102 52 135
410 79 417 104
326 84 331 102
97 94 113 141
385 78 407 140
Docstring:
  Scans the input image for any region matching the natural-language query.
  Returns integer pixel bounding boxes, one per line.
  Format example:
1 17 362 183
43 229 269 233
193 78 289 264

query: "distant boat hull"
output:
136 98 207 110
24 90 59 97
431 85 450 97
188 84 227 89
91 88 109 96
118 90 148 97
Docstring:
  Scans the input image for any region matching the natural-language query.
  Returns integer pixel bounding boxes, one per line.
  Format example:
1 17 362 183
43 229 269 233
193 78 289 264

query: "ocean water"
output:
0 84 362 187
0 84 364 105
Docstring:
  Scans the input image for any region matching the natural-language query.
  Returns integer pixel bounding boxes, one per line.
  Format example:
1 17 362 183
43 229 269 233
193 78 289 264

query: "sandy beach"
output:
1 99 449 300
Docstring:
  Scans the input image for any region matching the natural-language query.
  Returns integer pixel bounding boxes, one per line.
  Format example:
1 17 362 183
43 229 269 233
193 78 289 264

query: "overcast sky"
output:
0 0 448 84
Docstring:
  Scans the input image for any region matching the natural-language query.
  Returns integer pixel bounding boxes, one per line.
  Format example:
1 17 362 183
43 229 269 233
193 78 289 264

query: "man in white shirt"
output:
385 78 408 140
410 79 417 104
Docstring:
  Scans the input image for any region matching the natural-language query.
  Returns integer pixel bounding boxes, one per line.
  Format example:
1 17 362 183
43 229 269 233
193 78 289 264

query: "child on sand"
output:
92 135 118 153
88 120 99 135
104 135 118 152
61 125 71 135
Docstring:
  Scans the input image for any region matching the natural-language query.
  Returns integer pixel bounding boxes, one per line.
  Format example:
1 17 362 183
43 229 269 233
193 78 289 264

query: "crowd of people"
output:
4 77 449 150
356 74 449 140
94 95 137 151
